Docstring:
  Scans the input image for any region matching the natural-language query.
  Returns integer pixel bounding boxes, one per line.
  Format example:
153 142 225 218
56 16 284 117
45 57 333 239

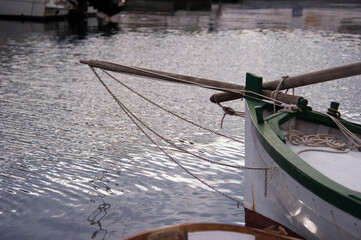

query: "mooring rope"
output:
93 68 273 171
90 67 246 206
102 69 301 132
102 69 245 144
271 76 288 113
328 115 361 148
239 89 301 110
211 93 245 129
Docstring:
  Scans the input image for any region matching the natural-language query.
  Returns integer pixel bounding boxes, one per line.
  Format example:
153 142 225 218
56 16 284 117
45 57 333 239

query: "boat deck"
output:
286 143 361 193
281 119 361 193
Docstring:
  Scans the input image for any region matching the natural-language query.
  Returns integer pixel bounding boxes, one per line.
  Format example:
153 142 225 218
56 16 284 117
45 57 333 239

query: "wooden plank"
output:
80 59 243 93
262 62 361 90
210 91 307 106
80 59 360 106
81 60 361 92
80 59 307 105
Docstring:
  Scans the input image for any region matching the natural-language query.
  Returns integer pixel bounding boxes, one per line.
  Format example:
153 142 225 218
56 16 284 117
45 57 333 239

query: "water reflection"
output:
88 200 110 240
0 1 360 240
106 2 361 34
1 1 360 39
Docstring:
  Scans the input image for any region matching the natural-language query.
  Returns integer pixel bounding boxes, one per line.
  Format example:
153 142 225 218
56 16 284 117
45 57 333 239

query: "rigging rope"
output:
102 70 244 144
271 76 288 113
211 93 245 129
328 115 361 148
88 67 290 206
87 64 361 207
90 67 246 206
92 68 275 172
109 64 241 94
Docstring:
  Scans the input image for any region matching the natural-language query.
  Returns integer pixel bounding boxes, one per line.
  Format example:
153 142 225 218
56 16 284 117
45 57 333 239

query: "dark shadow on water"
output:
87 200 110 240
87 174 113 240
56 18 121 41
96 20 121 37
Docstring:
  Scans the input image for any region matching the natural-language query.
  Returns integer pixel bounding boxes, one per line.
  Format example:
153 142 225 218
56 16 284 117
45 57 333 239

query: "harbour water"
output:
0 2 361 239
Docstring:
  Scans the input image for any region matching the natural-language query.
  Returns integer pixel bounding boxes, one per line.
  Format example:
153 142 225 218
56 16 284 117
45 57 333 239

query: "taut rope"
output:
90 67 256 206
271 75 288 113
97 69 270 171
328 115 361 149
102 69 244 144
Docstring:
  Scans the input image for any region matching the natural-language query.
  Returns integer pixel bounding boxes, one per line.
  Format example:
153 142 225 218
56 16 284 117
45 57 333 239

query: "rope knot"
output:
222 106 236 116
278 104 300 113
271 75 290 113
214 99 245 129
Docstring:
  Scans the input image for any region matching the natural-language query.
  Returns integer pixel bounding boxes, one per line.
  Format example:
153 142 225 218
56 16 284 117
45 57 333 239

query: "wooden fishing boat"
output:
120 222 301 240
242 73 361 240
80 60 361 240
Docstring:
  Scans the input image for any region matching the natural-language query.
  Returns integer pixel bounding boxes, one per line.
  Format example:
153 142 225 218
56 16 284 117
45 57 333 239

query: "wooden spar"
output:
210 62 360 103
79 59 243 93
210 90 307 106
262 61 361 90
81 59 361 91
210 92 243 103
80 59 360 104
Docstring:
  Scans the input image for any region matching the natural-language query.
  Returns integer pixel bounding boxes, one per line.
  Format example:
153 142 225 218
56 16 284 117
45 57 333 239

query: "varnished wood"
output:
119 223 302 240
80 59 243 93
210 90 307 105
80 59 360 106
262 62 361 90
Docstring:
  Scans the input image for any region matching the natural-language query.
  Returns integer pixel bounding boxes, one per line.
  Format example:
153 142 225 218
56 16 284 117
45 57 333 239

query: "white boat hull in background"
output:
0 0 69 18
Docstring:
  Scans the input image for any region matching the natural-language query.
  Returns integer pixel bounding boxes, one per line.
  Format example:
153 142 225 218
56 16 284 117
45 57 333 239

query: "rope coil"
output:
285 117 361 155
286 129 347 150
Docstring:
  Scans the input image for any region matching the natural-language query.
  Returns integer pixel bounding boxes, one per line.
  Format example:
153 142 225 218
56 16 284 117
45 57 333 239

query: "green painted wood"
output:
245 73 263 97
246 98 361 219
264 111 290 143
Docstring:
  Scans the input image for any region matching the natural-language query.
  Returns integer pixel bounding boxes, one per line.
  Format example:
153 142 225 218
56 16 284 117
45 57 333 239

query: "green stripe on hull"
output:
246 99 361 219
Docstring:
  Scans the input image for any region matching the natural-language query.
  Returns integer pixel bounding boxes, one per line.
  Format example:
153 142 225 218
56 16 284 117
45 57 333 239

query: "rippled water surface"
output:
0 2 361 239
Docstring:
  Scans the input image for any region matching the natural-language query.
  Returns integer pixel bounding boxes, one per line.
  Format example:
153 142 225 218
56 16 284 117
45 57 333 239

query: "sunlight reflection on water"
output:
0 2 361 239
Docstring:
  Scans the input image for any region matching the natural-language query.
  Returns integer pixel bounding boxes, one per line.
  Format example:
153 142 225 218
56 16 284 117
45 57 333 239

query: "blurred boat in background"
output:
0 0 125 21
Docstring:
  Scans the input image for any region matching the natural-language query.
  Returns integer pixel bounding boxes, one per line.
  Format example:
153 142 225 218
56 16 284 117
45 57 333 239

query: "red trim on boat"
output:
245 208 304 239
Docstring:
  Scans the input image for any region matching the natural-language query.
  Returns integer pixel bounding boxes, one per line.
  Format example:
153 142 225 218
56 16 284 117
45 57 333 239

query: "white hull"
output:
0 0 69 18
244 105 361 240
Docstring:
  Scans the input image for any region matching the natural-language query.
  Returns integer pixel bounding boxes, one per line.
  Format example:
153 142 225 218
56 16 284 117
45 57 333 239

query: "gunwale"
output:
245 98 361 219
120 222 301 240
